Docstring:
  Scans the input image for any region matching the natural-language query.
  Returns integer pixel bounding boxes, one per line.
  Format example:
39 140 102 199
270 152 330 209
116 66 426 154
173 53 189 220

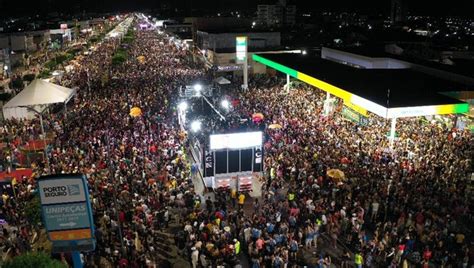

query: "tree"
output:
24 195 42 228
123 35 134 44
37 70 52 79
112 54 126 65
11 77 24 90
3 252 67 268
44 60 57 70
0 92 12 103
22 74 36 83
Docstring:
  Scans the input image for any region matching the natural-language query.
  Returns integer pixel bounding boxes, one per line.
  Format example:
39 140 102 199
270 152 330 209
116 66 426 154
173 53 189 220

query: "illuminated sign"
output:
210 132 263 150
236 36 247 62
386 103 469 118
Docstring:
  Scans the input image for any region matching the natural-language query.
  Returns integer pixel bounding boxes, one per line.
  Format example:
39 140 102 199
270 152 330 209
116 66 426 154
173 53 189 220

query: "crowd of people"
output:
243 81 473 267
176 76 473 267
0 13 472 268
1 16 206 267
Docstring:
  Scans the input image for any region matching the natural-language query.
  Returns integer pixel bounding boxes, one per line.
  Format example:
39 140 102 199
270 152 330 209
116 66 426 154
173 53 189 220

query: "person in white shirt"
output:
371 200 380 222
191 247 199 268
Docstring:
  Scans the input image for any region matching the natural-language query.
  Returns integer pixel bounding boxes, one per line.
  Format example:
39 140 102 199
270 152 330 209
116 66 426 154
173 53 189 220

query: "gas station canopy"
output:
253 53 470 119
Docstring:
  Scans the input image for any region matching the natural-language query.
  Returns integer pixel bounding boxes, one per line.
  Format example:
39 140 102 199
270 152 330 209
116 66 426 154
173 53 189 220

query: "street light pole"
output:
86 68 91 95
243 56 248 90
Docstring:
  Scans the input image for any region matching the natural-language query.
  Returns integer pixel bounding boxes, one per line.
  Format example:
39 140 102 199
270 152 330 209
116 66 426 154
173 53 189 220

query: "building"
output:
49 29 72 47
163 23 192 35
257 0 296 27
195 30 282 73
0 31 49 52
322 46 474 86
192 28 303 76
196 30 281 52
390 0 406 24
0 49 11 80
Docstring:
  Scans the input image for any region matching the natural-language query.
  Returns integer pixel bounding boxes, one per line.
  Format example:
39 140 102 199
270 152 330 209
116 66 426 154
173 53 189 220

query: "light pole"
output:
178 101 188 130
220 99 230 111
86 68 91 95
191 120 202 133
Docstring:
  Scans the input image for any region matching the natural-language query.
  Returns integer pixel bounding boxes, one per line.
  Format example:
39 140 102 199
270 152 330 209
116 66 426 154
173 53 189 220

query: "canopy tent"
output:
214 76 231 85
3 79 76 119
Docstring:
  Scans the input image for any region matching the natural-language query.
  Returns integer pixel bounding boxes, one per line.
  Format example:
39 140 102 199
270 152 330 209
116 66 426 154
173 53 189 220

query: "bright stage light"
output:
210 132 263 150
178 101 188 111
194 84 202 91
191 120 202 132
221 99 230 110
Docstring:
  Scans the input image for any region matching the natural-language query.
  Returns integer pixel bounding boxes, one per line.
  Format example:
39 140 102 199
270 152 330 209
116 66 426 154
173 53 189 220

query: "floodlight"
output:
194 84 202 91
221 99 230 110
302 50 307 55
191 120 202 132
178 101 188 111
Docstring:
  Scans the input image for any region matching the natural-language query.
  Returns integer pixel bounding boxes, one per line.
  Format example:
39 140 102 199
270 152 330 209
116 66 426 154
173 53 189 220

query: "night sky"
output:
0 0 473 17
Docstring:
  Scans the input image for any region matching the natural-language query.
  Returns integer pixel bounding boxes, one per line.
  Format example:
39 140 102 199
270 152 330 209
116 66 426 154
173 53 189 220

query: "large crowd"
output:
175 73 473 267
0 13 472 268
239 82 472 267
177 78 473 267
1 17 205 267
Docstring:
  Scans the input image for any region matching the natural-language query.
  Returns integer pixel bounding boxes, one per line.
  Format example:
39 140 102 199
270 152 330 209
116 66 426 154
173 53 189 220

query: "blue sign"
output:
38 174 95 252
43 203 91 231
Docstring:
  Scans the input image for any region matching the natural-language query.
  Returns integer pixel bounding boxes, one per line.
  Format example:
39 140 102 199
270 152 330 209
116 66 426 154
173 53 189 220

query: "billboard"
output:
38 175 95 249
210 131 262 150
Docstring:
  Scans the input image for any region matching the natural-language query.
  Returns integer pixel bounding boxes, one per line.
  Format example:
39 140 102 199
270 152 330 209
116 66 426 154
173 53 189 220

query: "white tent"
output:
214 76 231 85
3 79 76 120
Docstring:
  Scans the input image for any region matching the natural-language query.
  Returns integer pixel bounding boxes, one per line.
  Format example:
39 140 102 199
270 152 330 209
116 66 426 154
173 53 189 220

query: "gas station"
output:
252 52 471 147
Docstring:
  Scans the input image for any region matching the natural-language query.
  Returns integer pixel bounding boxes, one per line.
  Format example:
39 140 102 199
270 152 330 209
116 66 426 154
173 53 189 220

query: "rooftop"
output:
198 29 279 34
213 46 285 53
335 46 474 79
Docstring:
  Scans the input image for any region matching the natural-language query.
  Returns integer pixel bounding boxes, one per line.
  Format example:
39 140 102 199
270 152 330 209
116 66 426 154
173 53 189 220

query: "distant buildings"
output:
257 0 296 28
390 0 406 24
0 31 50 52
178 15 299 75
196 30 281 53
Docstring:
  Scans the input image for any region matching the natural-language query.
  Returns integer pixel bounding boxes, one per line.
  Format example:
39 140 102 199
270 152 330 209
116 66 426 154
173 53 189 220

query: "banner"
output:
253 147 263 172
203 150 214 177
342 106 368 126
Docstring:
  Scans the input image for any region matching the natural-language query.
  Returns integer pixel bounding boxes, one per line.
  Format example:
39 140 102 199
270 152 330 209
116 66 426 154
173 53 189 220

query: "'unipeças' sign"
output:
38 174 95 250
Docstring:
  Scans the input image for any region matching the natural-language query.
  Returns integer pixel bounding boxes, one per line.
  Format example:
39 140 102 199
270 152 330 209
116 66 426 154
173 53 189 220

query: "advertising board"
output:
236 36 247 63
38 174 95 250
